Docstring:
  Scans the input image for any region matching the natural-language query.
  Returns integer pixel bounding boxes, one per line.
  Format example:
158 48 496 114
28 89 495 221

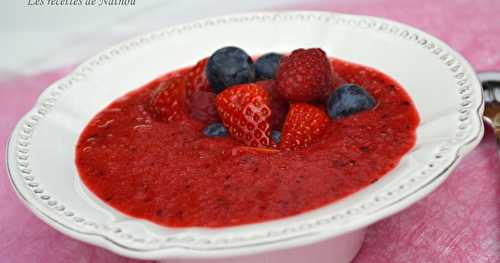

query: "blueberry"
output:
255 53 283 80
327 84 376 119
271 130 282 144
203 123 228 137
205 46 255 93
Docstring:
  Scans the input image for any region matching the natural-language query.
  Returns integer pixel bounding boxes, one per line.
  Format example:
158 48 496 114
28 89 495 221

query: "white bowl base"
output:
160 229 366 263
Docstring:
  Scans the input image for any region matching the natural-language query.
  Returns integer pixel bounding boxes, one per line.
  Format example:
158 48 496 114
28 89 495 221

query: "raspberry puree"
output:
75 58 419 227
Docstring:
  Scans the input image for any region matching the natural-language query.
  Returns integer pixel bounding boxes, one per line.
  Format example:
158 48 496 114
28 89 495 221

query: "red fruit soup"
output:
75 58 420 227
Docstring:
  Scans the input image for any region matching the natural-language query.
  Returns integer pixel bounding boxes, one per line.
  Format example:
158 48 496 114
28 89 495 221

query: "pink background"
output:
1 0 499 262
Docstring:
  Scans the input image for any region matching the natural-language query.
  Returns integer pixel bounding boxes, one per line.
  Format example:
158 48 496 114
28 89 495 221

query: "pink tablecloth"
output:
1 0 499 262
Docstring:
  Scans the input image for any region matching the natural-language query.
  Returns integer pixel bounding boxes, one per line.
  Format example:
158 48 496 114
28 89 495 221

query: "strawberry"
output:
256 80 289 130
186 58 211 96
187 90 219 124
215 83 272 147
149 76 187 121
276 48 333 102
280 103 330 150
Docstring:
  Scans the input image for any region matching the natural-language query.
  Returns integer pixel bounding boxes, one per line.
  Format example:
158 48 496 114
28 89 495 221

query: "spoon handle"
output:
479 72 500 157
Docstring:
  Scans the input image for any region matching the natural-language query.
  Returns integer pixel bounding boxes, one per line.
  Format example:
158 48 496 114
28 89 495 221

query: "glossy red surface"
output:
75 58 419 227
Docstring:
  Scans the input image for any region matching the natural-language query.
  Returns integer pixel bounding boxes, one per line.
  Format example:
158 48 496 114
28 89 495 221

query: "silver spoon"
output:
478 72 500 156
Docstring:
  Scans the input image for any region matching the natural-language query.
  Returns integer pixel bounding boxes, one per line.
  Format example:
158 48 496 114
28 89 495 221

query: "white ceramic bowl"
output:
7 11 484 263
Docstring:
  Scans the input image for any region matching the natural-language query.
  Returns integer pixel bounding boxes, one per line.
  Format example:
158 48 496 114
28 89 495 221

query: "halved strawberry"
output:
256 80 289 130
186 58 211 96
149 76 187 121
215 83 272 147
280 103 330 150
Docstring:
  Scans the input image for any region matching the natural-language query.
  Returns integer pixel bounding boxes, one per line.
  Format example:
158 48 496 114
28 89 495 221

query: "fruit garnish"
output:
280 103 330 150
326 84 376 119
255 53 283 80
149 76 187 121
271 130 282 144
187 90 219 124
206 46 255 94
202 123 228 137
186 58 211 96
276 48 333 102
215 83 272 147
256 80 289 130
